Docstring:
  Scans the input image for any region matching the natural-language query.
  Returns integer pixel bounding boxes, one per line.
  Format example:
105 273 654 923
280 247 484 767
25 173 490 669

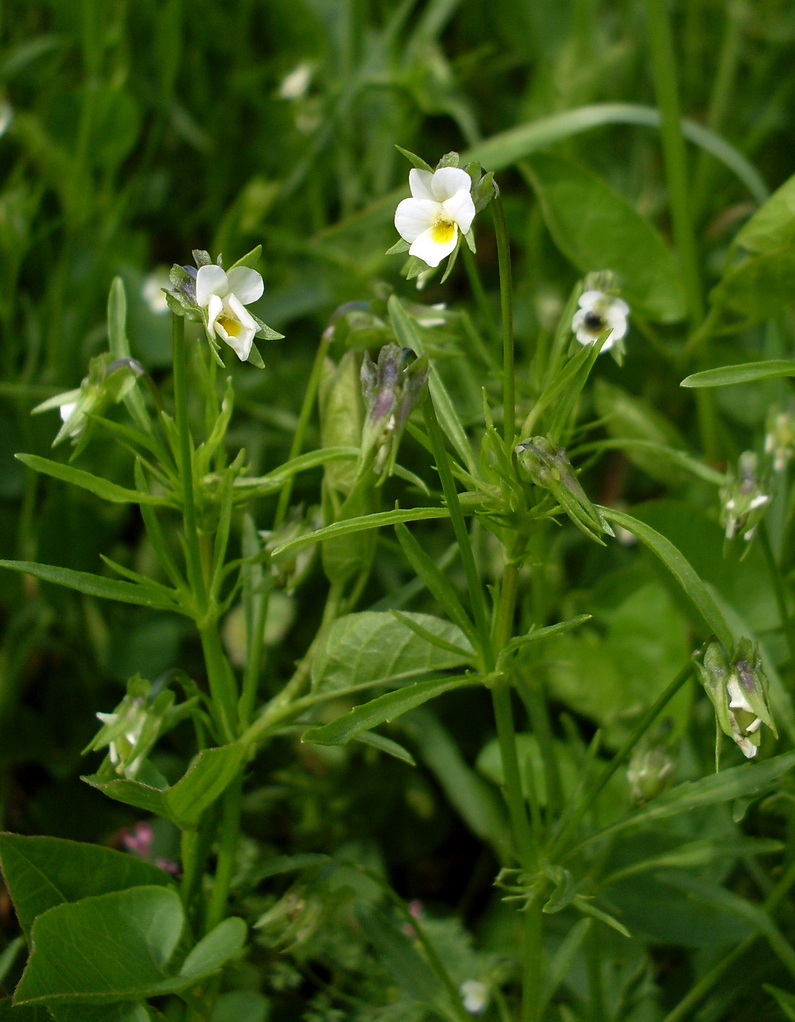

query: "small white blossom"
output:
196 264 264 362
279 62 313 100
571 290 630 351
394 167 476 268
460 980 489 1015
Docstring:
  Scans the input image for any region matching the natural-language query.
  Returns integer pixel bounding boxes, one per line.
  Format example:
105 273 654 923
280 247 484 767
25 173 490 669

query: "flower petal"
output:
430 166 472 203
578 290 604 311
409 223 459 268
408 169 435 201
226 266 264 305
441 188 476 233
206 293 223 335
395 198 440 244
196 264 229 308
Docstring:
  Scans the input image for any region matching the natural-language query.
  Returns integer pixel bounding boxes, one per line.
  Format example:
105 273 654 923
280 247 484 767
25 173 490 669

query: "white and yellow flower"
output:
394 167 476 268
195 263 265 362
571 290 630 351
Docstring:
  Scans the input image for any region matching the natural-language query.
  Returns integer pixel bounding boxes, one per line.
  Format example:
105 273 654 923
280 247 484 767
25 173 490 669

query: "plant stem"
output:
199 620 237 744
422 395 493 666
492 190 515 445
644 0 704 325
205 773 244 932
172 315 207 611
521 892 544 1022
461 243 499 347
491 679 536 870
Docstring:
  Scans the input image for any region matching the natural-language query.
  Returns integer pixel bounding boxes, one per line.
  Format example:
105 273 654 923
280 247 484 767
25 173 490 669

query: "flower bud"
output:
694 638 777 759
360 342 429 480
515 435 613 543
627 742 675 803
720 451 772 547
87 675 176 778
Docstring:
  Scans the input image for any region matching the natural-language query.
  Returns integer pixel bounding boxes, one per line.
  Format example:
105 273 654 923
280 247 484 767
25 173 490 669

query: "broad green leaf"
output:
302 675 478 745
179 917 247 979
463 103 767 204
271 506 451 562
311 611 473 693
0 560 184 614
15 455 173 506
388 296 478 476
585 750 795 846
353 730 416 765
734 171 795 253
710 249 795 322
212 991 270 1022
523 154 686 322
682 360 795 388
14 886 184 1004
598 507 733 651
0 834 173 937
84 743 245 828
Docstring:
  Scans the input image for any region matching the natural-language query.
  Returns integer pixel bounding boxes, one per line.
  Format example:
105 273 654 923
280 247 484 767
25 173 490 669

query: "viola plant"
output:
4 4 795 1021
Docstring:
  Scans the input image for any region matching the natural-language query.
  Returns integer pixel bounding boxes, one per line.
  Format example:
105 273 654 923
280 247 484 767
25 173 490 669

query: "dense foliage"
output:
2 1 795 1020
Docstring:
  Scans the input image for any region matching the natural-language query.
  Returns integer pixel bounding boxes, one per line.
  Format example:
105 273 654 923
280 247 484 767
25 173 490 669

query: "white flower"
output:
141 268 171 315
196 264 264 362
459 980 489 1015
394 167 476 269
571 290 630 351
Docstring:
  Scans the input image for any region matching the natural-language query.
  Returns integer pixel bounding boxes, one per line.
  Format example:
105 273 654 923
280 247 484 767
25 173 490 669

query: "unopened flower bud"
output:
360 342 429 480
515 435 613 543
627 743 675 803
694 638 777 760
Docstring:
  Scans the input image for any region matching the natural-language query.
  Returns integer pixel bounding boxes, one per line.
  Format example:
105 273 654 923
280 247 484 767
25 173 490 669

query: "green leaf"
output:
0 999 52 1021
734 171 795 253
501 615 592 658
0 937 23 985
574 437 726 486
0 560 184 614
302 675 478 745
271 506 451 563
14 886 185 1004
353 731 416 765
681 360 795 388
522 154 686 323
15 454 173 506
388 296 478 477
50 1003 154 1022
178 917 247 979
598 507 733 651
311 611 474 694
602 836 784 885
586 750 795 847
710 249 795 322
765 985 795 1022
211 991 270 1022
0 834 174 937
232 447 360 497
84 743 246 829
394 523 477 649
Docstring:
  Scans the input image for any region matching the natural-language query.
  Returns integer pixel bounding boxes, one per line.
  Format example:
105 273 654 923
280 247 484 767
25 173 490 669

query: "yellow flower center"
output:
431 219 456 245
218 314 241 337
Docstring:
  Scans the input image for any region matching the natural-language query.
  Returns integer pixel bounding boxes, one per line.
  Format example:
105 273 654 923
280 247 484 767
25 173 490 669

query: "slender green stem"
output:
205 774 244 932
274 324 333 530
662 854 795 1022
180 828 202 909
492 191 516 444
759 521 795 669
199 621 237 744
644 0 704 325
551 660 693 858
491 680 536 870
521 892 544 1022
172 315 207 611
422 395 493 667
238 584 270 729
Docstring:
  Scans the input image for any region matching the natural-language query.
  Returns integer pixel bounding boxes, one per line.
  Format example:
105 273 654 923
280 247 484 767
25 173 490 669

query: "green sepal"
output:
395 145 432 172
229 244 262 270
386 237 410 255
